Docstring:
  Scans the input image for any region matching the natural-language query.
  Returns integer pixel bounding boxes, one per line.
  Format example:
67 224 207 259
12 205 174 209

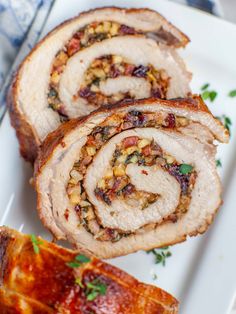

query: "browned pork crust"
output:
0 227 178 313
8 75 40 164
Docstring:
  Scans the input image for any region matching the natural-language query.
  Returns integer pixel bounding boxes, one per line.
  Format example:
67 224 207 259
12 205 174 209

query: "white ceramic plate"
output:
1 0 236 313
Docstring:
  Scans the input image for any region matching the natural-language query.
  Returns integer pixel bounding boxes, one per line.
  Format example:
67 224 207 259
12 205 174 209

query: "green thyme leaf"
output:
87 291 99 301
75 277 84 288
30 234 43 254
225 116 232 126
85 279 107 301
202 90 210 100
75 254 91 263
75 277 108 301
66 261 81 268
216 159 222 167
147 248 172 267
229 89 236 97
66 254 90 268
209 91 217 102
201 85 217 102
201 83 210 91
179 164 193 174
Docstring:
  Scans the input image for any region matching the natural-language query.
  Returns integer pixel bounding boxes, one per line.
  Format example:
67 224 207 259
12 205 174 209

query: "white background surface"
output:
1 0 236 313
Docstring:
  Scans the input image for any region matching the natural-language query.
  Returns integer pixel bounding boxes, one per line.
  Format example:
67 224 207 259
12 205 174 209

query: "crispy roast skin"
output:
7 7 190 163
0 227 178 313
34 96 228 258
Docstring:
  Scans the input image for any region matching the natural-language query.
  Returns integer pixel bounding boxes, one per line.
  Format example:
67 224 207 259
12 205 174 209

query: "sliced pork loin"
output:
8 7 191 163
0 227 178 314
34 96 229 259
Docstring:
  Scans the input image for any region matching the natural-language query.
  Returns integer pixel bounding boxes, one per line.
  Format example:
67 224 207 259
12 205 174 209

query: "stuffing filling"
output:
77 55 169 106
47 20 175 120
94 136 196 212
66 110 195 242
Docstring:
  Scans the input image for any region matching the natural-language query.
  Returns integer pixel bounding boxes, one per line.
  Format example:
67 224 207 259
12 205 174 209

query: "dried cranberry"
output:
111 178 122 191
57 105 68 117
132 65 149 78
165 113 176 128
119 24 136 35
166 164 190 194
106 228 116 237
94 188 111 205
67 37 81 56
74 205 81 215
151 88 162 98
122 183 135 196
124 64 136 75
73 31 83 40
110 64 120 78
180 178 189 194
125 110 146 127
57 105 69 122
64 209 69 221
79 87 95 99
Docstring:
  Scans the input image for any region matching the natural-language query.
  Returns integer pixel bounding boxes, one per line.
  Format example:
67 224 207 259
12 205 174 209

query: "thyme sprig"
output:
201 83 217 102
30 234 43 254
147 247 172 266
216 159 222 167
229 89 236 97
66 254 90 268
75 277 107 301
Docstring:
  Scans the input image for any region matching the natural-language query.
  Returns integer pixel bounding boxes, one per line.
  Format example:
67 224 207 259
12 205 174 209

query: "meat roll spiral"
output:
8 7 191 163
35 97 229 259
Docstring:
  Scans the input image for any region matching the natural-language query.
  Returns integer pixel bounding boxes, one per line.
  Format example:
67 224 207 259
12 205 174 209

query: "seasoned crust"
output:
8 6 190 163
7 76 40 164
0 229 14 287
0 227 178 313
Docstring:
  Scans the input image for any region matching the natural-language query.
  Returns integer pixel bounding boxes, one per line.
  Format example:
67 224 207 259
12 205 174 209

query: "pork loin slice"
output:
8 7 190 163
34 96 229 259
0 226 178 313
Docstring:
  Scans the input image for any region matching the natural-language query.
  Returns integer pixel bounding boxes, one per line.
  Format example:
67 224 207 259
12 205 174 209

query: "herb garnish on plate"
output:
216 159 222 167
147 246 172 266
201 83 217 102
229 89 236 97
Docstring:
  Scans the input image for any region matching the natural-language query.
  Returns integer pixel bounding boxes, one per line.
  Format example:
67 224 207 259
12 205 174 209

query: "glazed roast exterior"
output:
34 97 229 259
0 227 178 313
8 7 191 163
